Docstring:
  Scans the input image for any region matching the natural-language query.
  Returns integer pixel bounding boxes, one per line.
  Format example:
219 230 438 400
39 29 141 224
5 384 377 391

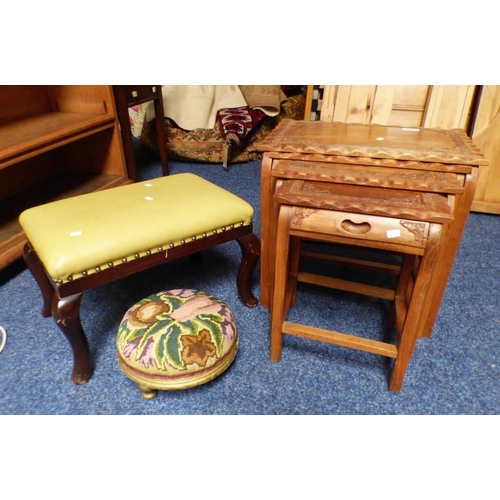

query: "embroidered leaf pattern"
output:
157 322 185 371
117 290 233 372
195 316 224 356
136 317 173 358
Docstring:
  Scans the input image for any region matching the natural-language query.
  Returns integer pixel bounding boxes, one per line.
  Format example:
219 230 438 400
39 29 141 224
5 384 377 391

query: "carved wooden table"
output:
258 120 487 389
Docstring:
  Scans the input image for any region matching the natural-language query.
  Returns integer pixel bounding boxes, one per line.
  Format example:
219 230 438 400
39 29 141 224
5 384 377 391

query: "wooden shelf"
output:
0 111 115 168
0 172 129 269
0 85 129 270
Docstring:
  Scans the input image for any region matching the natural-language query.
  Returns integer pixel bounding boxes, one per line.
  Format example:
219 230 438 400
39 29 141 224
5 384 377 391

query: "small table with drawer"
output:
113 85 168 180
258 119 487 390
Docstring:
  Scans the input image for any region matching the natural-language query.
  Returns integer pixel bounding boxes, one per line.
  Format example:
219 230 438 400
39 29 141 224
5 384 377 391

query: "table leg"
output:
416 169 478 339
154 94 169 176
270 206 292 361
390 224 443 391
260 154 274 308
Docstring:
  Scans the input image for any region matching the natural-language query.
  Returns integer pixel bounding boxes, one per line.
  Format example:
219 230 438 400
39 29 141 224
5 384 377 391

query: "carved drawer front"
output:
289 208 431 249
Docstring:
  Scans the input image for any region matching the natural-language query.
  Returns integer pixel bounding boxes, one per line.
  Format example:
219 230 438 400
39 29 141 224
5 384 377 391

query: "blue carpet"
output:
1 144 499 416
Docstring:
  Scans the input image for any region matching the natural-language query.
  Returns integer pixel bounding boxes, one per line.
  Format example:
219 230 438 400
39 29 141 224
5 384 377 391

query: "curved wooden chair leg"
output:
236 233 261 308
23 242 54 317
52 292 92 385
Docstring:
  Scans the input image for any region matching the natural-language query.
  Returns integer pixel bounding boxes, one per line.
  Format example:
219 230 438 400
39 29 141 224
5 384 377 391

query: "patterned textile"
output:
217 106 266 143
217 106 266 166
117 289 237 380
140 90 306 166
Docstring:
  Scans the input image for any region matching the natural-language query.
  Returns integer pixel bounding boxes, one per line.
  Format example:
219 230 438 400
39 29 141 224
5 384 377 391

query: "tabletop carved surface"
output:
260 120 488 166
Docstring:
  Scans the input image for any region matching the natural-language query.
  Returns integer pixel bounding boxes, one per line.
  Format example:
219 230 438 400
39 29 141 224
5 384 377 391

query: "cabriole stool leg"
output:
23 242 55 318
236 233 261 308
52 292 92 385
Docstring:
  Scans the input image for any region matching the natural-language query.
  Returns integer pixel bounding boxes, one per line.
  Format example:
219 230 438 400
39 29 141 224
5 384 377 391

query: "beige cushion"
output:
19 173 253 283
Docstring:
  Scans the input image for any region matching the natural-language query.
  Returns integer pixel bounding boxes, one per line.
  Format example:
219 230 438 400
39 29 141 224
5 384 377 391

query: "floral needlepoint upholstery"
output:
117 289 238 399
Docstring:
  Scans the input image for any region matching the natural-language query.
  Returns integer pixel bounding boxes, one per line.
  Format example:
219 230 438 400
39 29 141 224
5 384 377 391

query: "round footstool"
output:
117 289 238 399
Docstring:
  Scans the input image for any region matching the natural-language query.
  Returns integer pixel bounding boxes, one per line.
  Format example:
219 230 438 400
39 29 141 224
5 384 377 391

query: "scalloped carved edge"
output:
261 121 488 166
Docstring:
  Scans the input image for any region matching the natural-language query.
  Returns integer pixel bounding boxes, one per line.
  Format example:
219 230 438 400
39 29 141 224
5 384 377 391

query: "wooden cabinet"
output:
305 85 500 214
305 85 476 129
0 85 129 270
469 85 500 214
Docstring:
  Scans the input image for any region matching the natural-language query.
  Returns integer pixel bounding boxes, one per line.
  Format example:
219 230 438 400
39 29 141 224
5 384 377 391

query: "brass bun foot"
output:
138 384 158 400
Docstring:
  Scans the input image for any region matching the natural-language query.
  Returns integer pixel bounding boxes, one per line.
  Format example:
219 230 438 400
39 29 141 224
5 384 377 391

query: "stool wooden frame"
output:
23 226 260 385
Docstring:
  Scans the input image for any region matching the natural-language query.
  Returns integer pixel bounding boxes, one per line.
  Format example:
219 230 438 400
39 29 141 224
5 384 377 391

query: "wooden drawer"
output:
289 208 431 250
122 85 161 105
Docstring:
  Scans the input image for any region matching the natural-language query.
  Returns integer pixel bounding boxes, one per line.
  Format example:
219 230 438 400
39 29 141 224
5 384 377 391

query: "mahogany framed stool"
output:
20 173 260 385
